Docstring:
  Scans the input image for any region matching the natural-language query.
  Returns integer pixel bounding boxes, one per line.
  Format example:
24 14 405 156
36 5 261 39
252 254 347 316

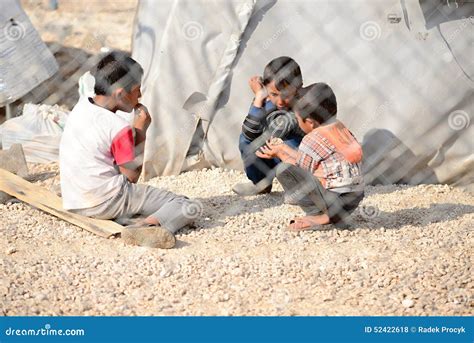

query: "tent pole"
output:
5 104 12 120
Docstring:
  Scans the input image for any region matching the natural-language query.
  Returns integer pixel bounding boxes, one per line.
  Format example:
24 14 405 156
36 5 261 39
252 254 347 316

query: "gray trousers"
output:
71 177 199 234
276 163 364 225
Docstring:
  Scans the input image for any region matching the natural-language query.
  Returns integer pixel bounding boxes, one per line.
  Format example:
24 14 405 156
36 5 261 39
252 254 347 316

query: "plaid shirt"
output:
296 120 364 191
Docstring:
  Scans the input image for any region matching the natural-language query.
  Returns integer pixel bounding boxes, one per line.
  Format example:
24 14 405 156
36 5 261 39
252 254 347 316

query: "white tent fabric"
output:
0 0 58 106
132 0 473 188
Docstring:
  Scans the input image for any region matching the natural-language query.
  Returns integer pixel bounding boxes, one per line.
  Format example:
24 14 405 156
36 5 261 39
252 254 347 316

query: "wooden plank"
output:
0 168 122 238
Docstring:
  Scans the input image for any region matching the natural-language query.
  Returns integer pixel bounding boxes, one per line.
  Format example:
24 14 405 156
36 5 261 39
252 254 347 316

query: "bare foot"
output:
288 214 331 231
144 216 160 226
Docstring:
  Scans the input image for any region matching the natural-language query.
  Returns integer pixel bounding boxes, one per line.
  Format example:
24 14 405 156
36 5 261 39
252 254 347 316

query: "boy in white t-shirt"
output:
60 51 200 248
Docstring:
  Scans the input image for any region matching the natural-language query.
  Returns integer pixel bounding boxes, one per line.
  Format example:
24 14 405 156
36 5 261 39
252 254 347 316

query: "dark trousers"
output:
276 163 364 224
239 133 302 185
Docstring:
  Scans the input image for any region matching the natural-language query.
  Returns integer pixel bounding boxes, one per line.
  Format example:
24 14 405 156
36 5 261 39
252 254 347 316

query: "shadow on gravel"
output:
353 203 474 230
179 192 285 233
173 240 191 249
362 184 463 197
179 190 474 235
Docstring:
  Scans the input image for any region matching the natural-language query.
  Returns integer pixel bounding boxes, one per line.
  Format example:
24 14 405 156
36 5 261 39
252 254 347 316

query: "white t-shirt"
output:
60 97 135 210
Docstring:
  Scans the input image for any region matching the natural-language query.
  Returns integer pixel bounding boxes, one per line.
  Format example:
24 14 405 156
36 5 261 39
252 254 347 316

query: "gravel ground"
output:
22 0 138 53
0 163 473 316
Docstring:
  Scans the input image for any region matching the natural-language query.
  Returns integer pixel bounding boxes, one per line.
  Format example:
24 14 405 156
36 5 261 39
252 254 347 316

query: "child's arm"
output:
256 139 299 165
119 163 142 183
249 76 268 108
133 103 151 152
241 76 270 141
117 104 151 183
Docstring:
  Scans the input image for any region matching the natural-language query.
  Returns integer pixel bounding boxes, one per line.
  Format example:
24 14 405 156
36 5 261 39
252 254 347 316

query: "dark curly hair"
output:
295 83 337 123
92 51 144 96
262 56 303 91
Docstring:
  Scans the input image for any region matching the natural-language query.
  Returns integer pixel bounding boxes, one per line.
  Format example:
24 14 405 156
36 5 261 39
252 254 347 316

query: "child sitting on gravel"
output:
256 83 364 231
59 51 200 248
233 56 305 196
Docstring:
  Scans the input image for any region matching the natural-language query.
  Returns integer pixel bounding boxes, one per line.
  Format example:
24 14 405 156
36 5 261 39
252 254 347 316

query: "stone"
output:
0 144 28 177
402 299 415 308
0 144 28 204
121 226 175 249
6 247 17 255
0 144 29 204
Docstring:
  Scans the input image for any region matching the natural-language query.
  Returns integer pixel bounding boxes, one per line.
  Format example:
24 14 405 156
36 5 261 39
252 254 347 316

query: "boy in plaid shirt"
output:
257 83 364 230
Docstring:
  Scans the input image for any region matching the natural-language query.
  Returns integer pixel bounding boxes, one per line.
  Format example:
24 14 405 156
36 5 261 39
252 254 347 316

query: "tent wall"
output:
132 0 473 188
0 0 58 106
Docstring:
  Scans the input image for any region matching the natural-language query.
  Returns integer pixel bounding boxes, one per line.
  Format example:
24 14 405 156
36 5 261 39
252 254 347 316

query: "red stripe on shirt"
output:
111 126 135 165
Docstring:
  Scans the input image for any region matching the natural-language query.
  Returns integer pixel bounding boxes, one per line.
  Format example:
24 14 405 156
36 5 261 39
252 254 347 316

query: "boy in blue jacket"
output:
233 56 305 196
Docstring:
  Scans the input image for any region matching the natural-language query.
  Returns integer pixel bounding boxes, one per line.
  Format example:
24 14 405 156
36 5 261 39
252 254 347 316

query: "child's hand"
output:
256 140 280 159
134 103 151 131
248 76 267 105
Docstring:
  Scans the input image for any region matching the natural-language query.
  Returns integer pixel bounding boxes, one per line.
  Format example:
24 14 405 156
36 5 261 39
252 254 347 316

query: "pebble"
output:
6 247 17 255
402 299 415 308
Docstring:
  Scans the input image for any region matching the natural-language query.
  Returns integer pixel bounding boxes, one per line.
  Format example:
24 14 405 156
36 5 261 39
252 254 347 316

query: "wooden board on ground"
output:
0 168 122 238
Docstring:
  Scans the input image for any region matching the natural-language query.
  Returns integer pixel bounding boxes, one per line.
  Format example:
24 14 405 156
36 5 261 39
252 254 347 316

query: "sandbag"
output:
1 104 68 163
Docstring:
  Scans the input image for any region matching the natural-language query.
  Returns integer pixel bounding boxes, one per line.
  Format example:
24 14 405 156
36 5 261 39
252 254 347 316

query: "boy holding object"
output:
257 83 364 231
60 52 200 248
